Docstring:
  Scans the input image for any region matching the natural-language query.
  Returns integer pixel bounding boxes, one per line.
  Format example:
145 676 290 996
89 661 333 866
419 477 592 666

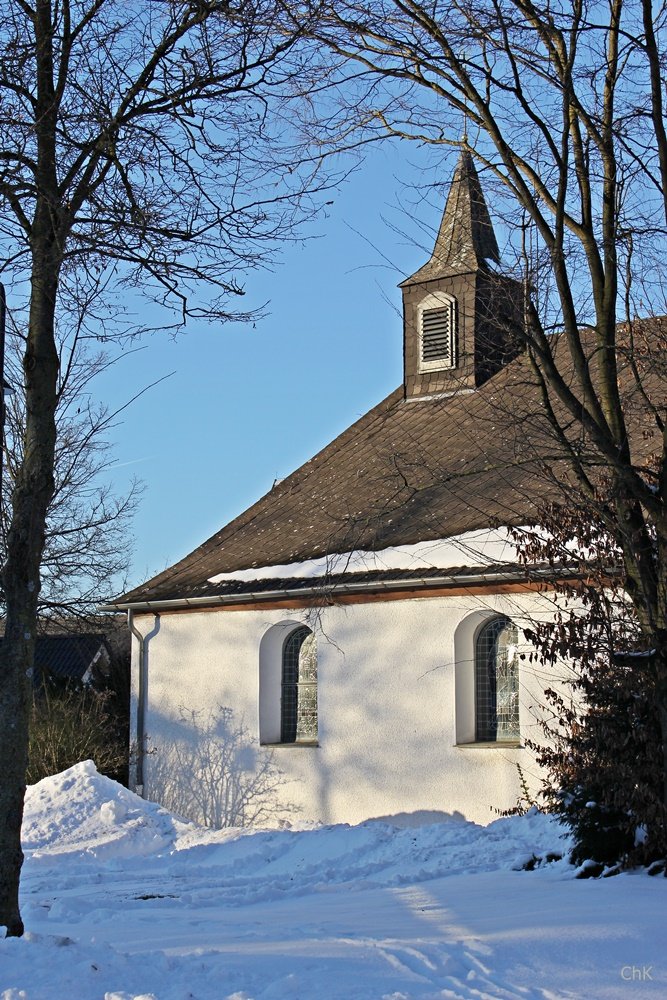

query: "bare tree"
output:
0 0 332 936
2 330 143 623
302 0 667 829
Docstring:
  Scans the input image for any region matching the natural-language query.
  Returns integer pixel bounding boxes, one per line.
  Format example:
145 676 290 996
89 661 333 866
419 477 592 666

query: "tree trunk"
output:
656 645 667 826
0 257 60 935
0 648 29 937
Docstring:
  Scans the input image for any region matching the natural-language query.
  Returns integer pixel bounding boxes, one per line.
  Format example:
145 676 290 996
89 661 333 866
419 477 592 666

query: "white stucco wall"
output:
130 588 568 828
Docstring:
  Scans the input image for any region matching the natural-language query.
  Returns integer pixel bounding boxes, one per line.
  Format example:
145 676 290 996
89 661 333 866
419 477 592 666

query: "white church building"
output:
109 153 579 828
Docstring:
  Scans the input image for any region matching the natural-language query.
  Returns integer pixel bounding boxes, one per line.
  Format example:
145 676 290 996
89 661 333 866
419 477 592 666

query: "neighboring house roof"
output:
36 635 107 681
0 634 110 683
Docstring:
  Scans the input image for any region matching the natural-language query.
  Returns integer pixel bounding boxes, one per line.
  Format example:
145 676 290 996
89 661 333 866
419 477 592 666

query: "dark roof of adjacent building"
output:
0 634 110 682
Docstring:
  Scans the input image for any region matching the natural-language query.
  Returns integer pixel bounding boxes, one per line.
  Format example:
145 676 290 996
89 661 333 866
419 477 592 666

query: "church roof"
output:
111 319 664 610
401 151 500 285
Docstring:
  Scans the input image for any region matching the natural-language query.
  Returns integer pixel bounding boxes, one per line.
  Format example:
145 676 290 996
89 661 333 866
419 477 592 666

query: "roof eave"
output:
398 264 482 288
100 565 570 613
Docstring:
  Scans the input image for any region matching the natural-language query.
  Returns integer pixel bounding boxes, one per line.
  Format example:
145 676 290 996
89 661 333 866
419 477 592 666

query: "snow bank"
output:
167 809 570 904
22 762 567 890
23 761 192 861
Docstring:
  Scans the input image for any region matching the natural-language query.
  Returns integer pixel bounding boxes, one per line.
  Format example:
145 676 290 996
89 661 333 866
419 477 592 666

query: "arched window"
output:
281 626 317 743
475 616 519 742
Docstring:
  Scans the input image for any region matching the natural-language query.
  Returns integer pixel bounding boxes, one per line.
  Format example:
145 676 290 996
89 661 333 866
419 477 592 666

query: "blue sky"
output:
98 140 454 588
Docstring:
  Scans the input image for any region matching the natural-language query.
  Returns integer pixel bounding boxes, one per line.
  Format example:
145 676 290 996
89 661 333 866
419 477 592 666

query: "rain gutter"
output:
104 566 570 614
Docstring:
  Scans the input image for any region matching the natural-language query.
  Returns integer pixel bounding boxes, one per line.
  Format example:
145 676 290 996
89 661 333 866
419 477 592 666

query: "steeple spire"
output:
403 151 499 286
400 150 522 399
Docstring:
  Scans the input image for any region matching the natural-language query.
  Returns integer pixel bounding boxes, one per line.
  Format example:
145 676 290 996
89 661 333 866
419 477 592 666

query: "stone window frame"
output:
454 610 522 748
259 620 319 747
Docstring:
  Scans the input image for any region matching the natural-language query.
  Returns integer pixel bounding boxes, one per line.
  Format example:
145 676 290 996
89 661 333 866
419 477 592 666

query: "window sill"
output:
456 741 523 749
260 741 320 748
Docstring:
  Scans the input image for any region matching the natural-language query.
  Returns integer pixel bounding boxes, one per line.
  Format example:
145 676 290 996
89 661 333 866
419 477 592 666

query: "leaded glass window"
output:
475 617 519 742
281 626 317 743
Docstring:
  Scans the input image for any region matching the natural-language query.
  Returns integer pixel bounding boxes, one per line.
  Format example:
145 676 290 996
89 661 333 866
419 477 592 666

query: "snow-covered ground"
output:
2 761 664 1000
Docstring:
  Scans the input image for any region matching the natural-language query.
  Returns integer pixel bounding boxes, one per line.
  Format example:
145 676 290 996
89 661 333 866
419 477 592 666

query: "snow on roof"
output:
207 529 521 584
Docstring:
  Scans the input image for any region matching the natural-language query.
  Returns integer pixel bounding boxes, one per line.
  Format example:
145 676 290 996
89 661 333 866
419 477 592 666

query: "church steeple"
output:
403 151 500 286
400 152 522 400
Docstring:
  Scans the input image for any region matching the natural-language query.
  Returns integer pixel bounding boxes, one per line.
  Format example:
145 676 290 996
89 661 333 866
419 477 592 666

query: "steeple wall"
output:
402 271 524 400
403 273 478 399
474 273 524 385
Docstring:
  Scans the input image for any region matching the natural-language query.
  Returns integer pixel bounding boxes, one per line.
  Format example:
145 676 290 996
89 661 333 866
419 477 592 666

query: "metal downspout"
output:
128 608 149 795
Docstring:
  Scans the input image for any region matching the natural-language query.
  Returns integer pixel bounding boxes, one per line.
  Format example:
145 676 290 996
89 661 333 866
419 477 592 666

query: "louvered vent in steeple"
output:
422 308 452 363
419 295 456 371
